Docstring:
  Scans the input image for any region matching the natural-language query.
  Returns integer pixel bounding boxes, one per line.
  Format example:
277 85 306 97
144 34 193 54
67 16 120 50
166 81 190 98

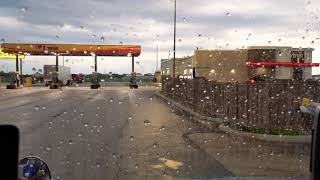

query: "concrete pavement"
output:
0 86 231 180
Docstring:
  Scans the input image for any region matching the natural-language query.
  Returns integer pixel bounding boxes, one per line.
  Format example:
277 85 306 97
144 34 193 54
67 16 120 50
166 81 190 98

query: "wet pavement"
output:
0 86 232 180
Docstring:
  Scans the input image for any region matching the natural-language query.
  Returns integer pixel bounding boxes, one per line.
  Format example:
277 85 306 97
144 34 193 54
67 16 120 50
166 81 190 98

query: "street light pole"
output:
173 0 176 78
156 44 159 70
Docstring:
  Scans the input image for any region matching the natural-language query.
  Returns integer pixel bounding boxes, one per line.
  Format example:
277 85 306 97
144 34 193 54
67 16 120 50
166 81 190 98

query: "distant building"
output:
161 46 316 82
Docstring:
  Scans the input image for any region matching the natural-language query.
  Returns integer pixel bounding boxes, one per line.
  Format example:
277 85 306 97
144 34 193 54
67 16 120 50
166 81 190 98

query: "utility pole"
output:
156 44 159 70
173 0 177 78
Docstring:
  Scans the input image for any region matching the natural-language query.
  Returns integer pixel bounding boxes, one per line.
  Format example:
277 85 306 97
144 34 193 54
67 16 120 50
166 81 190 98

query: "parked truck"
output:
44 65 72 86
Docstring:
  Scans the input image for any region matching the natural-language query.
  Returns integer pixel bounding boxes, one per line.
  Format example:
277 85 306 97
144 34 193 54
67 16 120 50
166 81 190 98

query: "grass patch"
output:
233 125 302 136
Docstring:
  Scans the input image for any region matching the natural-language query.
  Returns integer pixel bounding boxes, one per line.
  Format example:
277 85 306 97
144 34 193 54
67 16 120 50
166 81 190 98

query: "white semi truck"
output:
44 65 72 86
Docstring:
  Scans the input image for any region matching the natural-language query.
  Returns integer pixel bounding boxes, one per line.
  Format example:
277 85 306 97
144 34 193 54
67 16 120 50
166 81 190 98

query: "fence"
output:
162 77 320 134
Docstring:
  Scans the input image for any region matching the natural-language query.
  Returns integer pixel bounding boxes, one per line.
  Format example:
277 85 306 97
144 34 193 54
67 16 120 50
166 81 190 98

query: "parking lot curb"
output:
156 92 311 144
155 92 223 130
219 124 311 144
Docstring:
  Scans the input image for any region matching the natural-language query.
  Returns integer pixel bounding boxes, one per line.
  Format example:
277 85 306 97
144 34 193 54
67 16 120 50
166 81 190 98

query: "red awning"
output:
247 61 320 67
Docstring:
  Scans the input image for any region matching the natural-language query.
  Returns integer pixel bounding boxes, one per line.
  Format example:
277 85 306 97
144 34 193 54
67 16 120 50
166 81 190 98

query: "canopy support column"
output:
91 55 100 89
20 59 23 85
129 55 138 89
7 55 20 89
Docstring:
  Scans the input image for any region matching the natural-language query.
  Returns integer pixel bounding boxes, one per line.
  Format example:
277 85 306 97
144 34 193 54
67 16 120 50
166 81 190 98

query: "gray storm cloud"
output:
0 0 319 74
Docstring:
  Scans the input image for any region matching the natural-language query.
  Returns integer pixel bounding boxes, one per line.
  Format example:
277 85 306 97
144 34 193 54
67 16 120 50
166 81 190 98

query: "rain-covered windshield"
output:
0 0 320 180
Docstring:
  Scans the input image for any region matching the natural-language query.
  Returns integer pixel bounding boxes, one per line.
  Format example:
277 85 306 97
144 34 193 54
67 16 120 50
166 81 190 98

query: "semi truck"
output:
44 65 72 86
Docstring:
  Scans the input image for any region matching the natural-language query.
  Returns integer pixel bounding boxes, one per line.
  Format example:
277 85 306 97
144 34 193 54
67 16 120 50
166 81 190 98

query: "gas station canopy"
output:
1 43 141 57
0 48 25 59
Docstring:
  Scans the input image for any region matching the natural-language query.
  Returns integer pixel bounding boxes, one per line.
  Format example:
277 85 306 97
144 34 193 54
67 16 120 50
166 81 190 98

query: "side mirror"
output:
18 157 51 180
300 98 320 180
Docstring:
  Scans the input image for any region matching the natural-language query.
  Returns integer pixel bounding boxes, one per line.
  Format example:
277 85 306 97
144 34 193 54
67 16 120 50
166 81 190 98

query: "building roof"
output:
248 46 314 51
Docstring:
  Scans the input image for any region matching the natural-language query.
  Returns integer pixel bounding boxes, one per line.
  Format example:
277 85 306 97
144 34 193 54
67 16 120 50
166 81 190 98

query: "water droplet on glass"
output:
84 123 89 128
109 98 114 103
46 147 51 151
42 106 46 110
130 136 134 141
20 7 27 13
80 112 84 116
144 120 151 126
68 140 73 145
226 12 231 17
153 143 157 148
159 126 166 131
34 106 40 110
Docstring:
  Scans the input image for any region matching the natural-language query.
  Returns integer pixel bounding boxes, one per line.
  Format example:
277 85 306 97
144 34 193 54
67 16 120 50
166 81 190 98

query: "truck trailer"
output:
44 65 72 86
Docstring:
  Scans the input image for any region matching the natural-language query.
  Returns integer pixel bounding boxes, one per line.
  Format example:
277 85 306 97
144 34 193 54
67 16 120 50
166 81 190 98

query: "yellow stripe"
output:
0 49 25 59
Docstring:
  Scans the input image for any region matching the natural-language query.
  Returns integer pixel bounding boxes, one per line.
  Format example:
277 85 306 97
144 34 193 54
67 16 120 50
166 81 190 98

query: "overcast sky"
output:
0 0 320 74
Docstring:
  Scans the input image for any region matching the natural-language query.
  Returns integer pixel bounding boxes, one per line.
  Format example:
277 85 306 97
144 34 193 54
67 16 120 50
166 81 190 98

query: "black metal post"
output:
311 114 320 180
129 55 138 89
15 55 19 87
132 55 135 75
90 55 100 89
95 55 98 83
193 68 196 79
173 0 177 78
95 55 98 73
19 59 23 85
55 55 59 72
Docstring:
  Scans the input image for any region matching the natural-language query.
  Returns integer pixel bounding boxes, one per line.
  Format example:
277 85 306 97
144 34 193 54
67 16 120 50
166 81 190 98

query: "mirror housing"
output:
18 156 51 180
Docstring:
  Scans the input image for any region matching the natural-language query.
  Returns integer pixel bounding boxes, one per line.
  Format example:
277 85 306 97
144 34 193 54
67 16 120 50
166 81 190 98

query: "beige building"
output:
161 46 314 82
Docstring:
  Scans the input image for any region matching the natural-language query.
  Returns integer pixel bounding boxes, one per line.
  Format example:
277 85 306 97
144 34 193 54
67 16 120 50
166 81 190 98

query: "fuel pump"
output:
300 98 320 180
6 72 20 89
90 55 100 89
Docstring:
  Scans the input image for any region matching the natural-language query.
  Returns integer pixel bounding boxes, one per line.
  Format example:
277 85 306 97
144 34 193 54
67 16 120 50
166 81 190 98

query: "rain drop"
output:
144 120 151 126
159 126 166 131
153 143 157 148
20 7 28 13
